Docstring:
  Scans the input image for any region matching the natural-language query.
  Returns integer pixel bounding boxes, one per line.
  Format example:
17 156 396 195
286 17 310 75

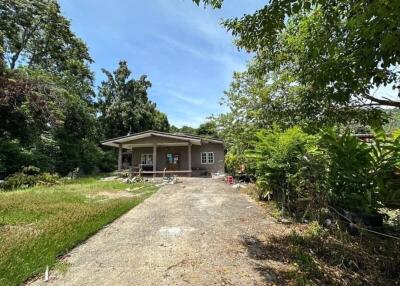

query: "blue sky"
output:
59 0 264 127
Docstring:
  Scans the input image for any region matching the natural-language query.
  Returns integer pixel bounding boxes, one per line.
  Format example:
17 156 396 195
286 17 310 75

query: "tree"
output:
0 0 100 176
195 0 400 111
153 110 170 132
0 0 94 100
0 67 100 175
197 121 218 138
175 126 198 135
98 61 169 138
169 122 218 138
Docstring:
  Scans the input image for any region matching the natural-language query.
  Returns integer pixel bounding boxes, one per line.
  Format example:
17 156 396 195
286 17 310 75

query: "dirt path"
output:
29 178 280 286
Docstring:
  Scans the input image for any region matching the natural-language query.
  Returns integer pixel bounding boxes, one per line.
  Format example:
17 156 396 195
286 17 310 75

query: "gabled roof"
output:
101 130 223 147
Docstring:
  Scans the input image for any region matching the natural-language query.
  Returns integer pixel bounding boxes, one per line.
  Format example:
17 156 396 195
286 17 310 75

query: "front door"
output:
166 153 180 171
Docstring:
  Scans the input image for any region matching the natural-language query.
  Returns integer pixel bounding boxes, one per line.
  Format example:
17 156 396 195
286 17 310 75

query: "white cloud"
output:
159 34 245 73
168 90 205 105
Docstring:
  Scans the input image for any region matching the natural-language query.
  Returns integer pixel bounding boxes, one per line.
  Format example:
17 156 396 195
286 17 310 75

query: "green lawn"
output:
0 176 158 286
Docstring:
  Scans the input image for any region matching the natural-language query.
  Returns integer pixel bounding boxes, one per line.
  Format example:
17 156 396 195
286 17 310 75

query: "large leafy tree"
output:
0 0 94 100
0 0 100 176
98 61 169 138
195 0 400 117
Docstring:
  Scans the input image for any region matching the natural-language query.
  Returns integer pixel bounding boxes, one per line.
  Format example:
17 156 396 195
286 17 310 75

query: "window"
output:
140 154 153 165
201 152 207 164
201 152 214 164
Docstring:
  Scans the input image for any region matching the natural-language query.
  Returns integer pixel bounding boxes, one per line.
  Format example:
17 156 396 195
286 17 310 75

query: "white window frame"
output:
140 153 153 166
201 152 214 164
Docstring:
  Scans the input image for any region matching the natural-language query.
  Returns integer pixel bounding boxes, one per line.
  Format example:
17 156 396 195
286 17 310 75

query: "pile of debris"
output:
122 176 145 184
155 175 179 186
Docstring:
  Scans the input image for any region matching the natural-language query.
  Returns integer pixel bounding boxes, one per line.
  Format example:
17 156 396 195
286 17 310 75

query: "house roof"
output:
101 130 224 148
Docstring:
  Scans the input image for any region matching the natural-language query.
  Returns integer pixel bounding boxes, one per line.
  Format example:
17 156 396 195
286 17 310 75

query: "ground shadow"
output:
240 231 400 286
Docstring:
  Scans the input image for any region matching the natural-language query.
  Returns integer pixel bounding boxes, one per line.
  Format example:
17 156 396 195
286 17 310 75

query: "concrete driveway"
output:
30 177 274 286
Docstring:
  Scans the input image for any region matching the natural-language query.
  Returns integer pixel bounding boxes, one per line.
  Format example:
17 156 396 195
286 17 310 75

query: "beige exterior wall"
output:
126 142 224 175
191 143 225 174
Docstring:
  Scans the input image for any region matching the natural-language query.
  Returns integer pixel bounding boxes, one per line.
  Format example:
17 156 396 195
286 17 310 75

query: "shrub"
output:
320 128 400 213
1 166 59 191
320 130 376 213
247 126 318 212
98 149 117 172
247 126 400 218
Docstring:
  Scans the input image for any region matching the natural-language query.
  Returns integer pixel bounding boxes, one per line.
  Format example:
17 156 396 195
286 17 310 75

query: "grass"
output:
0 176 158 286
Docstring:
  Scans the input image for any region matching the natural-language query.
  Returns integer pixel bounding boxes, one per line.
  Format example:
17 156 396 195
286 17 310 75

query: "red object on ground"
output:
226 176 234 184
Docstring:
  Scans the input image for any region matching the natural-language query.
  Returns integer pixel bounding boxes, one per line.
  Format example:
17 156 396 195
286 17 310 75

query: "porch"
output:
119 143 194 177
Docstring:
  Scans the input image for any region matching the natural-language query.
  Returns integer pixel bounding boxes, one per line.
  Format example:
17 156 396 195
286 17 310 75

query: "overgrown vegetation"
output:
1 166 59 190
0 176 157 286
194 0 400 284
248 127 400 218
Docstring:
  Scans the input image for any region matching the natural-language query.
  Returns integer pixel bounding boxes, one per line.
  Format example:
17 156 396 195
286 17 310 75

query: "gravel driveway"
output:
30 177 276 286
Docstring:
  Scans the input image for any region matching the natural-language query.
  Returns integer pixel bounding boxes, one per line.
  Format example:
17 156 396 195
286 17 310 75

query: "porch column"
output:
118 144 122 172
131 147 134 170
153 143 157 178
188 142 192 177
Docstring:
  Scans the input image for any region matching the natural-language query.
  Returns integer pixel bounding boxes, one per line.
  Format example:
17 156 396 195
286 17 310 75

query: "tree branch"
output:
362 93 400 108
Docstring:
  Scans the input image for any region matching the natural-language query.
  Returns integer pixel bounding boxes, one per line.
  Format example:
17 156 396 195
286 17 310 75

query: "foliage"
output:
170 120 219 138
197 121 219 138
248 126 400 216
1 166 59 191
0 68 102 176
0 1 102 177
170 125 198 135
0 176 158 286
320 130 377 212
385 109 400 134
320 129 400 212
0 0 93 100
0 2 174 177
364 130 400 208
224 152 247 177
98 61 169 139
98 150 117 173
197 0 399 132
198 0 400 108
247 127 317 212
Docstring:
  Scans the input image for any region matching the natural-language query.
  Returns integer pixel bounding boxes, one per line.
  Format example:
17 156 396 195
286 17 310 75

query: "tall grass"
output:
0 177 157 286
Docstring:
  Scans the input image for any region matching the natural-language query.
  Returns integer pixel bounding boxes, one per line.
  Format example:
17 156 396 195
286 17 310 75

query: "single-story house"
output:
101 130 225 176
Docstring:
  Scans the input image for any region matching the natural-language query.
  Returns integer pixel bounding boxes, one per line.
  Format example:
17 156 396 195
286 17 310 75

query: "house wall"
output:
191 143 225 174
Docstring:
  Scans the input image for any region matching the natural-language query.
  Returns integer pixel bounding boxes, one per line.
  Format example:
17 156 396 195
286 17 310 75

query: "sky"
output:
59 0 264 127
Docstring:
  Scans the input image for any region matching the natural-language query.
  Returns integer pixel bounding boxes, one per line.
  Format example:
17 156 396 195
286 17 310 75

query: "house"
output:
101 130 225 176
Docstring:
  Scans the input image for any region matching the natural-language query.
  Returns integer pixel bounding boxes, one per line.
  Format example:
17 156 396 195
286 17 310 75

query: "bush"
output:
320 130 376 213
320 128 400 213
247 126 400 218
1 166 59 191
98 149 117 172
247 126 318 212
